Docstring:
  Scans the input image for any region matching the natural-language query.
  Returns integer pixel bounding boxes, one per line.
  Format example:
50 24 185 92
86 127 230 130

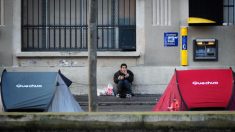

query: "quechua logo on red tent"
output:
192 81 219 86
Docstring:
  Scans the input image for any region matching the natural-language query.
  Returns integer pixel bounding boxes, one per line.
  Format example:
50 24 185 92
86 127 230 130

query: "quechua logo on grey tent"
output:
16 84 43 88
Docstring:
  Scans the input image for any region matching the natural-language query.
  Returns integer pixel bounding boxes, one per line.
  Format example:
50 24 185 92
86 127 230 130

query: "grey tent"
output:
0 69 83 112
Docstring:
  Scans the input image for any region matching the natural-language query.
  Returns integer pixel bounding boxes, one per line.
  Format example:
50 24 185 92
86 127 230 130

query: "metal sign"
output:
164 32 178 47
182 36 187 50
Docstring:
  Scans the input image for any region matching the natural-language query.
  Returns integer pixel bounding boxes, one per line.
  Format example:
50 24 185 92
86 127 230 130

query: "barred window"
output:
0 0 4 26
224 0 235 25
22 0 136 51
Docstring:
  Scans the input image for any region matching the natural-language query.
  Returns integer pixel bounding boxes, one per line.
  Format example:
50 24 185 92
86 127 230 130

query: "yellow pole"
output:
181 27 188 66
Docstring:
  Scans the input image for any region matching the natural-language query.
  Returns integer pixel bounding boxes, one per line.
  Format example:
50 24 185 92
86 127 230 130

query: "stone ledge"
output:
16 51 141 58
0 112 235 131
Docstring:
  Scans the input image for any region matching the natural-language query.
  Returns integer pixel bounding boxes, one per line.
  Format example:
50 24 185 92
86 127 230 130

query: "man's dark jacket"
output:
113 70 134 84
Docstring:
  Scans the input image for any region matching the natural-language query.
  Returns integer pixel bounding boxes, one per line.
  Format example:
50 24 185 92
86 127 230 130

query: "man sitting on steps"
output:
113 63 134 98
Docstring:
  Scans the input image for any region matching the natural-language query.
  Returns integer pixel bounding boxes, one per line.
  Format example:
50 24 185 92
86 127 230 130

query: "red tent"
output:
153 68 235 111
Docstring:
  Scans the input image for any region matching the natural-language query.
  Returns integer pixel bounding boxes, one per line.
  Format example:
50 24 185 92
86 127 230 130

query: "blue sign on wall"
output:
164 32 178 47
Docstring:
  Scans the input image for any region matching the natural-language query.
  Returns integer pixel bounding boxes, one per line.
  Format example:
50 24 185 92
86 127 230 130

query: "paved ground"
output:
74 94 161 112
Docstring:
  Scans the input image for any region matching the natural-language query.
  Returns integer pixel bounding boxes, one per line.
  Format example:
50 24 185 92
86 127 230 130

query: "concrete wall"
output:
0 0 13 66
1 112 235 131
1 0 235 95
2 66 176 95
188 26 235 66
6 0 235 68
144 0 235 67
2 66 233 95
9 0 235 68
144 0 185 66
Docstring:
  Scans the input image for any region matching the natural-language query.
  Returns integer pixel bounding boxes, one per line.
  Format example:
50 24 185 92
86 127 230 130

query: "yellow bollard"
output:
181 27 188 66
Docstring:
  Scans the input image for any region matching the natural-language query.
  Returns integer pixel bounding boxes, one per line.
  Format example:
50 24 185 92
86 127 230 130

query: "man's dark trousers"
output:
117 80 132 96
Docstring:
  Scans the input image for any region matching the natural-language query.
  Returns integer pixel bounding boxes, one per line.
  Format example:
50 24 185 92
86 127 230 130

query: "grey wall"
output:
2 0 235 68
0 0 13 66
144 0 183 66
1 0 235 95
144 0 235 67
188 26 235 66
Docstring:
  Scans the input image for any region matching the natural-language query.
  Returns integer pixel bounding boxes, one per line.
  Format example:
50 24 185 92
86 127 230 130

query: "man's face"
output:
120 66 127 73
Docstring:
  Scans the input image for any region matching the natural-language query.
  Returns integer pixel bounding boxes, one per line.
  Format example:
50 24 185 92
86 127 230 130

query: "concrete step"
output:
74 94 160 105
74 94 161 112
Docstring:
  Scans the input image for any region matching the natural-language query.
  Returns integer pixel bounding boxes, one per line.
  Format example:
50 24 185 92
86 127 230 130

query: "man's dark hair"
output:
120 63 127 68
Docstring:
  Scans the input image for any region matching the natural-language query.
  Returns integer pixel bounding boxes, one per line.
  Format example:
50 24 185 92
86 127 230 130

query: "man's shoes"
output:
116 93 132 98
116 94 120 98
126 93 132 98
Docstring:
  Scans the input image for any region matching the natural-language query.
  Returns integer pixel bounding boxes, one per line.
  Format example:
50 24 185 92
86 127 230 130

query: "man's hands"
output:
118 72 129 80
125 73 129 78
118 75 124 80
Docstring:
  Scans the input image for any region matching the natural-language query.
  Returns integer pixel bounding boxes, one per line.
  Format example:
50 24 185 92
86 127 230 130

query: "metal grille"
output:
224 0 235 25
0 0 4 26
22 0 136 51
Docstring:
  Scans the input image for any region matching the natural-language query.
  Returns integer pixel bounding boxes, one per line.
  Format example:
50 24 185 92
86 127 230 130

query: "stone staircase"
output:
74 94 161 112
